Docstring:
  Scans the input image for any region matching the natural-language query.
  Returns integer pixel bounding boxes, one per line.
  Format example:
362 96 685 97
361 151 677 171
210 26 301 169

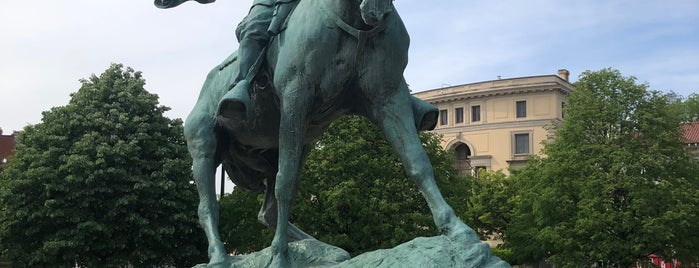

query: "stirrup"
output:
218 80 251 120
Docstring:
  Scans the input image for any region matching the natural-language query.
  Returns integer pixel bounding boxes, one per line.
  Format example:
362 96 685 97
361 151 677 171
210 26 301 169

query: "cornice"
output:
431 119 558 134
428 86 566 104
413 75 574 104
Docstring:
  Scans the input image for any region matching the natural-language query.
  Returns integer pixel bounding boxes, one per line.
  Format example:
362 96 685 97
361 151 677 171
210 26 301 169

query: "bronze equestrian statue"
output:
158 0 485 267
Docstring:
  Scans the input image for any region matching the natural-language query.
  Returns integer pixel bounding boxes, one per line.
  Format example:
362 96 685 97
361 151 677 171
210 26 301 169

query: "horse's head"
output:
359 0 394 26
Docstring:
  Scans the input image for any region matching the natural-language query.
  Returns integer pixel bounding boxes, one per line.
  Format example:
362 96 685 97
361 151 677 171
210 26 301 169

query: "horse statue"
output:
182 0 482 266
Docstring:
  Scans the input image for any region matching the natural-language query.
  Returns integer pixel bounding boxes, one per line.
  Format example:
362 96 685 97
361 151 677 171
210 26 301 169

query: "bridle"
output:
319 0 390 62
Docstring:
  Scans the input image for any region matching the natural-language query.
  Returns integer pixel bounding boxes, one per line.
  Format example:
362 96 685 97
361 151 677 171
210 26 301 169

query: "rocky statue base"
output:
194 236 511 268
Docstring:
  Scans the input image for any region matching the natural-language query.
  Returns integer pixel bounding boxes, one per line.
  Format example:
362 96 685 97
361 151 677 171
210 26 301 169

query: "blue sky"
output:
0 0 697 192
1 0 697 133
397 1 699 93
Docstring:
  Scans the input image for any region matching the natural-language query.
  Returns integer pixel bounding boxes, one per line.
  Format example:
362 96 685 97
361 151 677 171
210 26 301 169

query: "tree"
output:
218 115 468 256
0 64 206 267
505 68 699 267
219 189 273 254
460 170 517 264
670 93 699 123
293 115 469 255
464 170 513 242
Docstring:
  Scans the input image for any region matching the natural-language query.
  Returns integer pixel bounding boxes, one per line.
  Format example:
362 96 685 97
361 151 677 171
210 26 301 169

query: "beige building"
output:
413 70 574 175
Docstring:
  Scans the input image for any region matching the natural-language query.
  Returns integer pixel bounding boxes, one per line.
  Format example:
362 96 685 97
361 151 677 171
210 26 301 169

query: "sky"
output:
1 1 698 190
2 0 699 133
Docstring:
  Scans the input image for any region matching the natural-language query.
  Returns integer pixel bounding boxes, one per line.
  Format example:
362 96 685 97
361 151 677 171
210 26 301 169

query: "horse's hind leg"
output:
366 85 480 243
259 175 314 241
184 112 231 267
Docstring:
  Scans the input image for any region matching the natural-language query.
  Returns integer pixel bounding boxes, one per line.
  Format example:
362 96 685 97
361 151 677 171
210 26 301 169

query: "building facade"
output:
683 121 699 161
0 128 19 167
413 70 574 175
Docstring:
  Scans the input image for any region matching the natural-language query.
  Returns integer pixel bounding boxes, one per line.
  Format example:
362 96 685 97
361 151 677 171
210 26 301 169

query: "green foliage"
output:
505 68 699 267
0 64 206 267
218 115 466 256
292 115 464 256
219 190 273 254
463 170 513 241
670 93 699 123
491 248 514 264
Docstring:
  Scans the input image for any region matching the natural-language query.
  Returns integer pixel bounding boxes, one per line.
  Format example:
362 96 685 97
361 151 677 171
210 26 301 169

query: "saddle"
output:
216 0 438 132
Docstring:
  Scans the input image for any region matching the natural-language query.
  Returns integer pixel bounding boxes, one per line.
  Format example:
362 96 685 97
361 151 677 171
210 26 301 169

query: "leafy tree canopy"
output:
464 170 513 242
219 188 273 254
0 64 206 267
220 115 470 256
669 92 699 123
505 68 699 267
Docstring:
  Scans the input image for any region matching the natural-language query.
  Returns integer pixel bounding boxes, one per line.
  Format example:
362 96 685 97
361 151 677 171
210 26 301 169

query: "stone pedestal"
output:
195 236 510 267
338 235 510 268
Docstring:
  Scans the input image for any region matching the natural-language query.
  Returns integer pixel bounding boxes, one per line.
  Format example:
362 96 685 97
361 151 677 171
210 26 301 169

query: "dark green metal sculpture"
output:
157 0 505 267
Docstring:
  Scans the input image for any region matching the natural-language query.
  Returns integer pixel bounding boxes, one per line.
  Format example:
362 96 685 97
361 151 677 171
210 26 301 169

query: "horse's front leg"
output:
268 86 312 268
365 83 480 244
184 113 231 267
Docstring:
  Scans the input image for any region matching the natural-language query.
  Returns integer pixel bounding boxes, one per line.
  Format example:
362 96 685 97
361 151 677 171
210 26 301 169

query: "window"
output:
454 143 471 177
516 100 527 118
561 102 566 119
471 105 481 122
455 108 464 124
514 133 530 154
439 109 448 126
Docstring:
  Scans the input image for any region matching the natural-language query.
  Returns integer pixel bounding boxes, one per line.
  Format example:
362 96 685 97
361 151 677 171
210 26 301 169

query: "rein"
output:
319 0 389 62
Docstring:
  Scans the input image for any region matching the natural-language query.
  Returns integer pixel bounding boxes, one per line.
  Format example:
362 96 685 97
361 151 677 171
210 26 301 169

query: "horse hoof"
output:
193 252 240 268
444 220 480 244
204 251 234 268
267 252 290 268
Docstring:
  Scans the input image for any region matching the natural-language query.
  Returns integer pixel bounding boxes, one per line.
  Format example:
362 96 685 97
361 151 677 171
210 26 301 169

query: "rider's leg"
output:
268 2 295 35
218 5 272 119
218 37 265 119
234 38 265 83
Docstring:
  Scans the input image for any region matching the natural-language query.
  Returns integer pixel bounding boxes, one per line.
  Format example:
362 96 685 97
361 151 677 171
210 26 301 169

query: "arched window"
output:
453 143 471 176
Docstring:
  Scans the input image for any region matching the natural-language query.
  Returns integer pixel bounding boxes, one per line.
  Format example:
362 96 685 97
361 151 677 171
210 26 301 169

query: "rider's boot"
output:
218 79 251 120
217 38 265 120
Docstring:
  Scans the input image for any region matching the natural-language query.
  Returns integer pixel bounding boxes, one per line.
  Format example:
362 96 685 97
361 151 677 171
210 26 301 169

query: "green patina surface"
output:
157 0 511 267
